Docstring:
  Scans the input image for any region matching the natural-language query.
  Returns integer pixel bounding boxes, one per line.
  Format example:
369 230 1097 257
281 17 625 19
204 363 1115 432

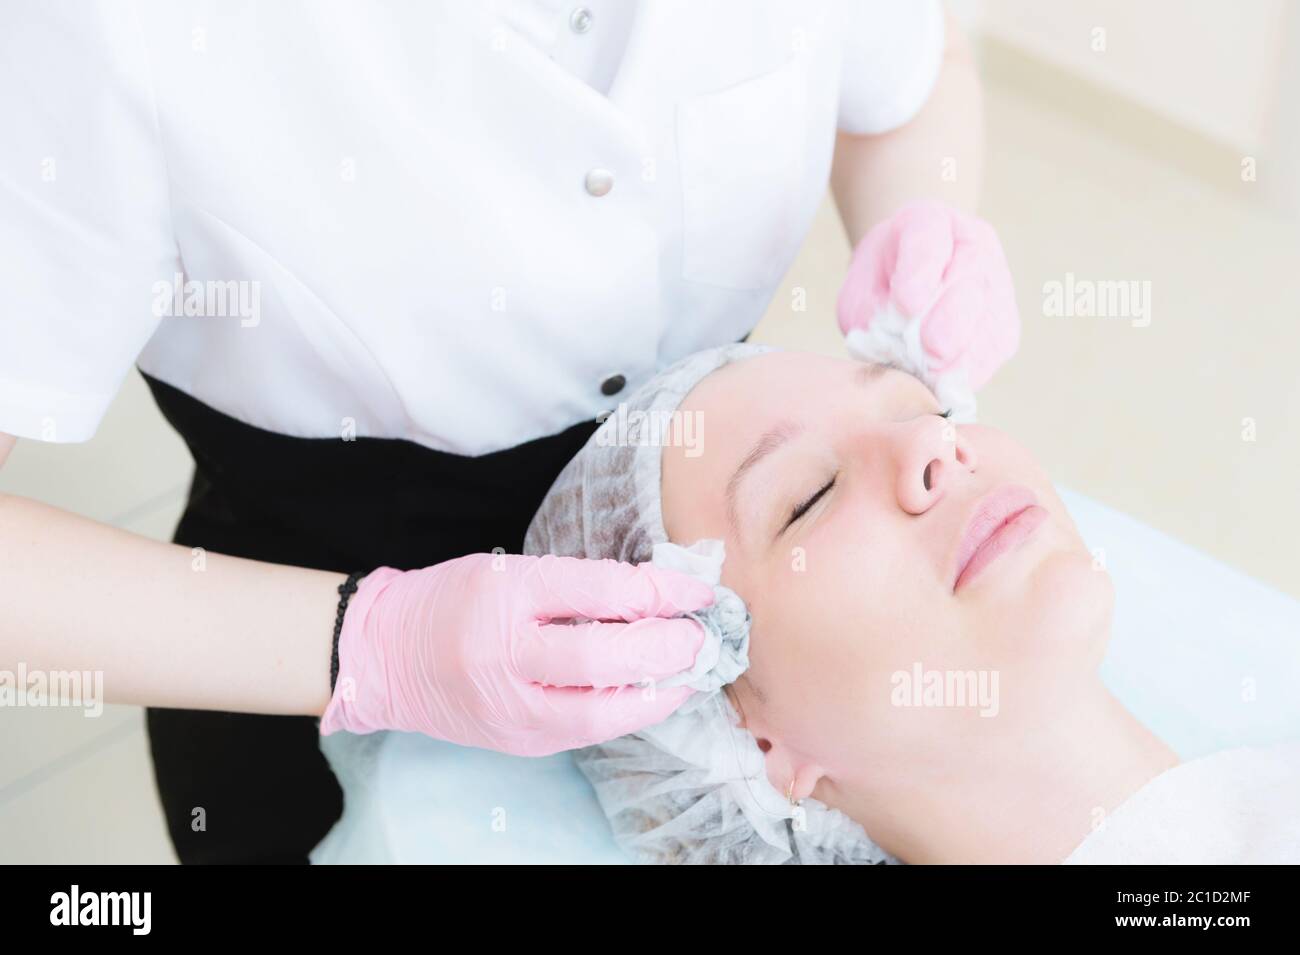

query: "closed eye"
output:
784 476 836 531
778 404 945 536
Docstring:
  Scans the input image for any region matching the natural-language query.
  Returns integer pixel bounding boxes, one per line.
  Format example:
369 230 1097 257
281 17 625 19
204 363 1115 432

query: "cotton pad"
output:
649 539 750 695
843 301 978 423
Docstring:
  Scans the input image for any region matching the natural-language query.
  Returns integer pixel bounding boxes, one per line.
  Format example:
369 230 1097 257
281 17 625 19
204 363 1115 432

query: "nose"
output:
895 416 978 514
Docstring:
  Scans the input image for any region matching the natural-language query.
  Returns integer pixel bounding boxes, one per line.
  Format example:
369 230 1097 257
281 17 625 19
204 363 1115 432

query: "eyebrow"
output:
724 419 802 538
724 361 894 542
855 360 894 384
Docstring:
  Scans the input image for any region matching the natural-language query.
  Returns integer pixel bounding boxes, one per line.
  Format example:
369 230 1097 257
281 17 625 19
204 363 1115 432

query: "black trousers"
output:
142 374 600 863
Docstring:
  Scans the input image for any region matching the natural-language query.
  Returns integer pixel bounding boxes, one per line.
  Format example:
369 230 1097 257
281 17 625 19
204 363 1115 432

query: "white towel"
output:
1064 742 1300 864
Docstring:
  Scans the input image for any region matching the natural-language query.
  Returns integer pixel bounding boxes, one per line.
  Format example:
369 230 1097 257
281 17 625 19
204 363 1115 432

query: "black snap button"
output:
600 373 626 396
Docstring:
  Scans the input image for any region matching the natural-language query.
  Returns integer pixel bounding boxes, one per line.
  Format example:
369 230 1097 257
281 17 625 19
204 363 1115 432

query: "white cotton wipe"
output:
650 539 751 695
650 538 725 586
844 301 977 423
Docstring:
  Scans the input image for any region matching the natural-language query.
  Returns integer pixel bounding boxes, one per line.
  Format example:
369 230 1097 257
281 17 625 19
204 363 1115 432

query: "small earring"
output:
786 778 799 808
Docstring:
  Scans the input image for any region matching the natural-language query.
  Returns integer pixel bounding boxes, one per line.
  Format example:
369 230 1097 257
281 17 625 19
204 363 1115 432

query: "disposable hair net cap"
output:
524 342 896 864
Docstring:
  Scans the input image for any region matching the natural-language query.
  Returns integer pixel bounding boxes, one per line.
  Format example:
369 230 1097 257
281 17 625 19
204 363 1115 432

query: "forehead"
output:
681 350 867 421
675 351 895 461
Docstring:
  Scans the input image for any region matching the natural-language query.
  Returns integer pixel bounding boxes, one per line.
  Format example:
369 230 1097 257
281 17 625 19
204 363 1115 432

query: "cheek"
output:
969 427 1062 505
981 547 1115 671
804 505 957 669
741 550 952 744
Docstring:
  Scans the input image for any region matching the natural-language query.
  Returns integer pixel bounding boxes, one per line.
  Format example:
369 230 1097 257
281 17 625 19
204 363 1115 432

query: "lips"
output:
952 485 1046 592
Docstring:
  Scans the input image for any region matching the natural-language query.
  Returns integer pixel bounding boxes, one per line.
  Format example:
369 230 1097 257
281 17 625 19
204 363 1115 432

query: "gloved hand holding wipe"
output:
837 200 1020 421
319 553 714 756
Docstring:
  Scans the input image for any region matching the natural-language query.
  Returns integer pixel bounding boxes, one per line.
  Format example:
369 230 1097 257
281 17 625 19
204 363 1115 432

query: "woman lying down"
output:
519 342 1300 864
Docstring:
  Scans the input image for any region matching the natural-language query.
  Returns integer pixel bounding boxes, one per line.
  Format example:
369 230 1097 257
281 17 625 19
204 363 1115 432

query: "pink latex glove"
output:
837 199 1019 392
319 553 713 756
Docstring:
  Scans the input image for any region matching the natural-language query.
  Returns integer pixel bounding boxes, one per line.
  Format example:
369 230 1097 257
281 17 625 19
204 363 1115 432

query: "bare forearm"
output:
0 491 341 716
831 10 984 245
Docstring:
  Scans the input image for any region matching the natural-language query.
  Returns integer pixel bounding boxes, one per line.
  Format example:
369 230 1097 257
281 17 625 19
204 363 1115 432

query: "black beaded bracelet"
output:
330 571 366 695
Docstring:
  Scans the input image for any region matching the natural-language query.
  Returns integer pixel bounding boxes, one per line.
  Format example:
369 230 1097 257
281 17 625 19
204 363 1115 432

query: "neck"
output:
837 678 1179 864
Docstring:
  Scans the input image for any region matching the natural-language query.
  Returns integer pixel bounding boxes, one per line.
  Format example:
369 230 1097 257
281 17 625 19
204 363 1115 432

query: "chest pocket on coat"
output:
675 57 811 292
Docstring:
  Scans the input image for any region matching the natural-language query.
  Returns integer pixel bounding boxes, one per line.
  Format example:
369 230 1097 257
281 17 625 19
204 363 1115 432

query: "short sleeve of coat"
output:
0 0 178 442
837 0 947 136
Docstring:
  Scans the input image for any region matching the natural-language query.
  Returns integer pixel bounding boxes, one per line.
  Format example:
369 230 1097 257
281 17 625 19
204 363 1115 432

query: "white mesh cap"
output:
523 342 895 865
524 343 771 566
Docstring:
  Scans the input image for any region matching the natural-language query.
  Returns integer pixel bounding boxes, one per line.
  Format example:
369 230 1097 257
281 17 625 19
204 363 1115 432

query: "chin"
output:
1027 547 1114 660
977 540 1112 654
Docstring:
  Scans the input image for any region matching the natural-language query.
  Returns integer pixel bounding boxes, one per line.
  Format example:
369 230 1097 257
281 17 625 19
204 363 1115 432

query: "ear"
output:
725 683 827 802
739 715 826 803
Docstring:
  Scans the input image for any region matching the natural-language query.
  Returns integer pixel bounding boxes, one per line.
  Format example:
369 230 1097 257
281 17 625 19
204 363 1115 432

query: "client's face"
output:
660 351 1113 815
